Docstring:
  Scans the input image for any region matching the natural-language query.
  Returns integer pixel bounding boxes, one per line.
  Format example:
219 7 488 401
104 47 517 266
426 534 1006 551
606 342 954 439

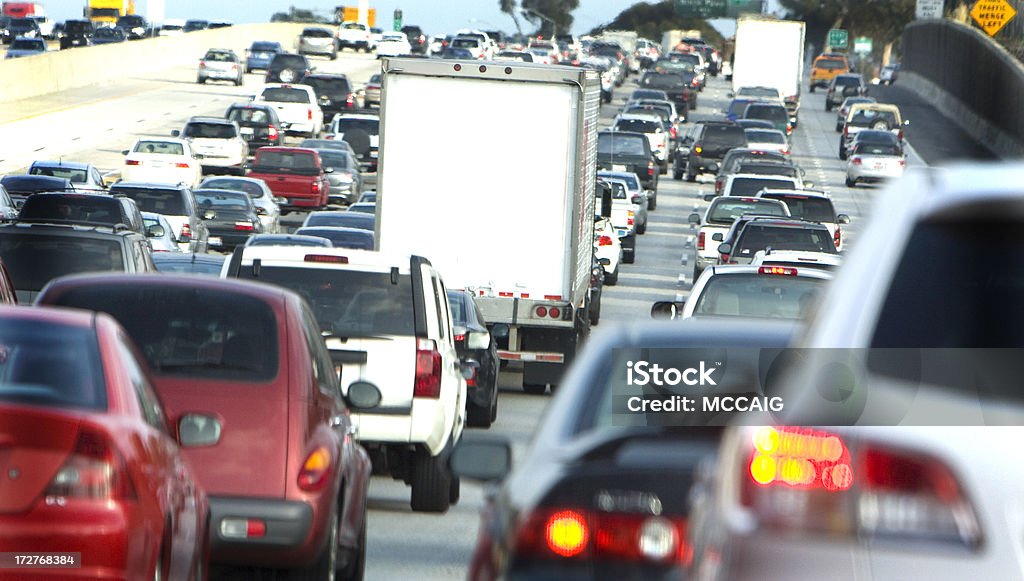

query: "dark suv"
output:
59 19 93 49
401 25 427 54
225 103 285 150
0 221 155 302
116 14 150 39
265 53 313 84
301 74 356 123
825 73 867 111
17 192 146 236
639 71 697 111
597 130 658 191
683 121 748 182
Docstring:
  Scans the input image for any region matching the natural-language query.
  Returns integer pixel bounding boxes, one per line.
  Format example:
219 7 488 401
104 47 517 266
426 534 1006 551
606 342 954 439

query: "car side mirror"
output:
273 196 288 205
170 129 180 137
703 193 716 202
202 210 216 220
803 181 814 188
178 413 221 447
467 330 490 350
449 434 512 482
903 119 910 126
650 301 679 319
712 232 724 242
838 214 851 224
688 212 701 224
146 224 166 238
346 380 382 410
121 149 129 155
631 194 642 205
717 242 732 255
324 167 334 173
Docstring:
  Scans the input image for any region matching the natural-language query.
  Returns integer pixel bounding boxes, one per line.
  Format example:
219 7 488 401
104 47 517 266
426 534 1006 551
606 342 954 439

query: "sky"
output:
46 0 783 36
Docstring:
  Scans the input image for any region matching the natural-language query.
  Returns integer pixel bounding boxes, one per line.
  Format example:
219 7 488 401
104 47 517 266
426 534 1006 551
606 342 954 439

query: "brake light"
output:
834 227 841 248
267 125 278 140
851 156 862 165
758 266 797 276
627 211 635 226
346 93 354 106
648 162 655 176
297 446 332 491
691 78 699 87
307 108 313 120
45 428 136 500
220 518 267 539
199 62 207 68
464 363 477 387
231 63 238 70
697 231 705 251
175 162 190 168
516 507 691 564
843 126 849 137
898 158 906 167
535 306 547 318
179 223 191 241
125 160 141 166
234 221 255 231
454 333 466 342
414 338 442 398
311 181 320 194
598 235 613 246
670 126 677 139
304 254 347 263
715 179 723 194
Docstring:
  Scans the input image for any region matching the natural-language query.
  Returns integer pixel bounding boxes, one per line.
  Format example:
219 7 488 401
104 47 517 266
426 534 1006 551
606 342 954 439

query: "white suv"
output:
223 246 468 513
172 117 249 175
336 20 372 52
252 83 323 137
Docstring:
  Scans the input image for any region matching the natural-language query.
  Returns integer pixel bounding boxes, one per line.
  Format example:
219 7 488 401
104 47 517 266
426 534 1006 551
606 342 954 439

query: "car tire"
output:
839 146 847 161
637 220 647 235
331 51 338 60
825 102 833 112
410 450 451 513
648 194 657 210
589 294 602 326
604 267 619 286
846 176 856 187
467 397 493 428
809 85 815 93
522 382 547 395
835 124 842 132
197 76 206 84
623 248 636 264
235 76 243 86
673 167 683 180
685 169 697 183
337 505 366 581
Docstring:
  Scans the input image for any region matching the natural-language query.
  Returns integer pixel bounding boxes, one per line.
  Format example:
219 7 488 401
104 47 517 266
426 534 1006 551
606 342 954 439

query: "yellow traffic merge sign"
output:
971 0 1017 36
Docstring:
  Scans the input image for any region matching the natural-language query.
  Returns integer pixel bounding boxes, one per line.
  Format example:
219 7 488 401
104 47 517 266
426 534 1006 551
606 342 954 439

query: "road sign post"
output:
393 8 402 32
971 0 1017 36
854 36 873 54
828 28 848 49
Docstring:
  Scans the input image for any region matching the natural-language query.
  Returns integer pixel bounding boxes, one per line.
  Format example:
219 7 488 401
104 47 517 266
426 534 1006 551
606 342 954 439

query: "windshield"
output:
236 267 414 337
133 141 184 155
729 177 797 196
692 274 824 320
304 77 351 95
29 166 87 182
745 130 786 144
111 188 186 215
816 58 847 70
598 134 648 156
736 164 797 177
10 39 43 50
761 195 836 222
335 118 379 134
738 87 780 99
254 151 317 172
728 100 755 117
855 143 902 156
271 54 307 68
849 109 898 129
227 107 272 124
745 105 788 122
202 51 235 62
202 179 265 198
261 88 310 104
615 119 659 133
295 227 374 249
303 28 332 38
641 73 685 90
251 42 279 52
0 233 124 292
452 38 479 48
735 224 838 256
184 122 237 139
0 319 106 411
304 212 374 230
707 199 788 224
195 190 251 211
317 151 352 169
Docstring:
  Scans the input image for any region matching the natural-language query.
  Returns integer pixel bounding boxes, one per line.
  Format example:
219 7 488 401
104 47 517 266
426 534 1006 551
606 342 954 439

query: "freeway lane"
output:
0 54 990 580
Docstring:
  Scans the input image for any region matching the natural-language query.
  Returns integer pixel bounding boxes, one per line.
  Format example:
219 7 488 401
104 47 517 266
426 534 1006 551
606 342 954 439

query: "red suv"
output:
0 305 209 580
37 274 376 578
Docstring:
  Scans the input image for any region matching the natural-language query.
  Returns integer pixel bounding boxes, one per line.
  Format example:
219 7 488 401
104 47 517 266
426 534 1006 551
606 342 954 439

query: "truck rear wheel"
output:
410 450 451 513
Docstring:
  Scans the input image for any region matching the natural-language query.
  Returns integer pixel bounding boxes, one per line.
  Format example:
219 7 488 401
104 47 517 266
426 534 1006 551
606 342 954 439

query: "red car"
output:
0 305 209 580
246 147 331 211
37 274 375 578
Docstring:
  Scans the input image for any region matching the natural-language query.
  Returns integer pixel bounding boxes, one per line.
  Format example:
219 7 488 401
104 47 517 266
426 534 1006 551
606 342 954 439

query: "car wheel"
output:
623 248 636 264
835 124 842 132
467 397 493 428
337 505 366 581
197 76 206 84
410 450 451 513
331 51 338 60
604 266 619 286
648 194 657 210
809 85 815 93
637 220 647 235
673 167 683 180
235 76 243 86
839 147 847 161
685 168 697 183
522 382 547 395
290 502 339 580
589 294 602 326
846 176 856 187
825 102 833 112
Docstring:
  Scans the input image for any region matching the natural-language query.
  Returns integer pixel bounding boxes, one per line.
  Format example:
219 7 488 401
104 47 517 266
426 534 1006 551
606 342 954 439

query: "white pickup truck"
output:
336 20 372 52
252 83 323 137
689 196 790 278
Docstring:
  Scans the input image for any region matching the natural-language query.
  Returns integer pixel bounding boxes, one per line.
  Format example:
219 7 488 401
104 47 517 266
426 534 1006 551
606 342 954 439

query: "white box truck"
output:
731 17 805 125
375 57 601 393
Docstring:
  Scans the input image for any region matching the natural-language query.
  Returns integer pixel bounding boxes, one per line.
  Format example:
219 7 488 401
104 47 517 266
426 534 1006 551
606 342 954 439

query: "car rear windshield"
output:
693 273 824 319
598 134 648 156
452 38 479 48
834 76 862 87
134 141 184 155
729 177 796 196
640 73 685 90
736 164 797 178
744 105 788 122
701 125 746 147
738 87 780 99
632 90 667 100
0 233 124 291
227 107 272 124
615 119 660 133
51 286 279 381
18 196 122 225
728 100 755 117
261 87 310 104
271 54 307 68
708 199 788 224
10 39 43 50
303 28 332 38
253 151 319 174
816 59 847 70
112 188 186 215
761 194 836 222
745 130 786 144
855 143 901 156
195 190 251 211
203 179 264 198
304 213 374 229
29 166 87 182
203 51 235 62
0 319 106 411
237 267 414 337
184 122 237 139
848 109 898 129
251 42 279 51
316 151 353 170
335 118 379 134
304 77 351 95
295 227 373 249
342 22 364 30
735 224 837 256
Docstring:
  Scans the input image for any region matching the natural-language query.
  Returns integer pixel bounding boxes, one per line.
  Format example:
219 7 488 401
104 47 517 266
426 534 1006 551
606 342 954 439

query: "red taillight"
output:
454 333 466 342
307 108 313 120
234 221 255 231
648 164 655 177
516 507 691 564
834 227 842 248
851 156 862 165
125 160 141 166
45 428 136 500
898 159 906 167
598 235 613 246
311 181 320 194
268 125 279 140
418 34 425 43
414 338 442 398
465 364 477 387
346 93 354 106
843 126 849 137
179 223 191 241
549 307 560 318
175 162 190 168
691 78 699 87
304 254 348 263
748 427 851 491
536 306 548 317
627 211 634 226
897 130 903 141
758 266 797 276
670 126 677 139
199 62 207 68
697 231 705 251
297 446 332 491
715 179 723 194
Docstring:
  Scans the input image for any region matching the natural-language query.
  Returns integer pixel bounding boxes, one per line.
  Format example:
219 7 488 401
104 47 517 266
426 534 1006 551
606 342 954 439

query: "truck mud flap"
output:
520 327 579 387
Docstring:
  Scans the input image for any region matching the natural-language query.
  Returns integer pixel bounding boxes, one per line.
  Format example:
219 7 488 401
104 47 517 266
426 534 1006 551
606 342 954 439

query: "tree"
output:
588 1 725 47
499 0 524 35
779 0 914 65
498 0 579 37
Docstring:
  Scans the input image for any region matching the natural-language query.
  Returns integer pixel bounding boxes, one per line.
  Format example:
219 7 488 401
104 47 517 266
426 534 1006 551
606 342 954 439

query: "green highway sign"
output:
854 36 873 53
674 0 728 18
726 0 764 17
828 28 848 48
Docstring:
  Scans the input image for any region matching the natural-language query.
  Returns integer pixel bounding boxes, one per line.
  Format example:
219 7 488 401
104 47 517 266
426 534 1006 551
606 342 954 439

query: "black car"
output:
152 252 225 276
301 74 357 123
6 18 39 40
59 19 93 49
301 210 373 231
91 26 126 44
401 24 427 54
116 14 150 39
294 226 373 249
16 192 146 236
0 175 73 209
639 71 697 111
596 130 658 191
0 16 12 44
193 188 262 250
450 318 796 580
447 289 499 428
265 52 313 84
225 103 285 150
0 221 155 302
684 121 748 182
825 73 867 111
183 19 209 33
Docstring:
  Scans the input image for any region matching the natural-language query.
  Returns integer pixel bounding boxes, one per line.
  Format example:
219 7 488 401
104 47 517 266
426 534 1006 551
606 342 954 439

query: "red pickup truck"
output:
246 147 330 211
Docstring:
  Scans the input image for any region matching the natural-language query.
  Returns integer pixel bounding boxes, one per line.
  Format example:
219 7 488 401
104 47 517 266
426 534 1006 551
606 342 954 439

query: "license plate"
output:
612 164 627 171
872 163 884 169
208 237 223 247
616 229 627 237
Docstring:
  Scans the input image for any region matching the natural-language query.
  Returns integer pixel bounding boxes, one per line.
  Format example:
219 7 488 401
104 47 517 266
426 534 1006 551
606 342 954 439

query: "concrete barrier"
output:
0 23 311 103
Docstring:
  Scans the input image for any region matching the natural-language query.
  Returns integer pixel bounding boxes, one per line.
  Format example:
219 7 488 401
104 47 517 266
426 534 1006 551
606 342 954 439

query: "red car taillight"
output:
670 126 677 139
515 507 691 564
234 221 255 231
175 162 191 168
598 235 613 246
464 364 477 387
179 223 191 241
297 446 332 491
627 211 634 226
45 428 136 500
851 156 862 165
697 231 705 251
267 126 278 140
715 179 723 194
125 160 141 166
648 162 655 176
834 227 841 248
414 338 442 398
346 93 354 106
307 108 313 120
311 181 321 194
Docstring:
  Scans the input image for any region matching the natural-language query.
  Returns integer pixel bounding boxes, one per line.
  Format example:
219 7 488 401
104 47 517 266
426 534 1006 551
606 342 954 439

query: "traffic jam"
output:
0 3 1020 580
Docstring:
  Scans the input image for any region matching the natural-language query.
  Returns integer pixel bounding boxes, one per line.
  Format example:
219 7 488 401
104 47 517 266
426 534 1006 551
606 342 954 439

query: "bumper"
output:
301 44 335 55
848 164 904 181
695 254 716 272
354 397 452 456
278 193 325 209
208 497 322 566
283 121 317 134
198 154 245 170
200 69 240 80
246 59 272 70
